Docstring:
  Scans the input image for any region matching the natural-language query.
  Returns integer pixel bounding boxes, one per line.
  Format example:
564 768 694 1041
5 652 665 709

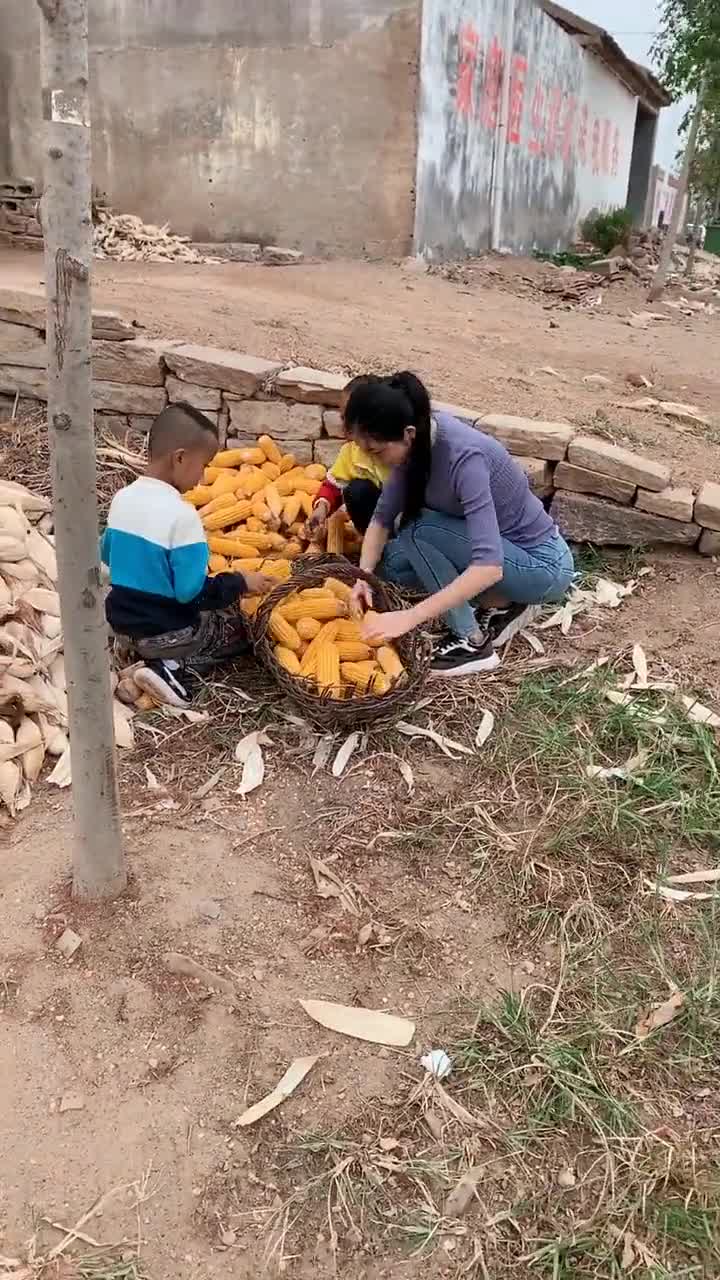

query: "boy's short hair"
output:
148 402 218 459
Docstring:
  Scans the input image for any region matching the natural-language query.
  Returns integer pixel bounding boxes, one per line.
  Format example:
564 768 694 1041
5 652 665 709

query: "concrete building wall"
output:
0 0 419 256
415 0 640 258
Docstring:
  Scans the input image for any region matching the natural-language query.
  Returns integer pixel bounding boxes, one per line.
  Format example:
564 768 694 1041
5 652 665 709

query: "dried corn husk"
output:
0 576 11 607
1 674 57 715
25 528 57 582
37 712 69 757
49 653 66 690
0 535 29 564
22 587 61 616
113 699 135 749
47 744 72 788
116 675 141 705
2 557 40 584
40 613 62 639
0 759 22 814
15 716 45 782
0 505 28 541
0 480 50 516
0 721 13 746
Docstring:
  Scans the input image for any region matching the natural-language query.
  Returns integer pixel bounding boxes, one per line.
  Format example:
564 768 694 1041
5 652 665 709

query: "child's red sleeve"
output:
314 476 343 513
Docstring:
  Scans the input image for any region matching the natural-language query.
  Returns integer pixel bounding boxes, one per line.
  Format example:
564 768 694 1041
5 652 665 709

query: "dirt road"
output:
2 247 718 487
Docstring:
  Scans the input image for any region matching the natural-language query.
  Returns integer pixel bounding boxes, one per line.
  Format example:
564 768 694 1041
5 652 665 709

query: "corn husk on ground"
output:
0 479 135 819
184 434 362 619
270 577 407 700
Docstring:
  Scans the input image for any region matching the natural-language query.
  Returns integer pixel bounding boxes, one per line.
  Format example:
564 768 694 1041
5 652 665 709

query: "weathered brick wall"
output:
1 286 718 556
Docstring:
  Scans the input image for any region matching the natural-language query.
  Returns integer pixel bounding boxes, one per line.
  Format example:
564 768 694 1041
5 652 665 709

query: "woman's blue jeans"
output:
380 509 575 638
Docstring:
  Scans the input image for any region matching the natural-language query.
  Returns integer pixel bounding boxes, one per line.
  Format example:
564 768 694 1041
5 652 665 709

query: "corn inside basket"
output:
253 557 432 729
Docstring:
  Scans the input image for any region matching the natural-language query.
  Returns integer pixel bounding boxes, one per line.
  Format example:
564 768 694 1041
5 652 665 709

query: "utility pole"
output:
36 0 126 900
649 77 707 301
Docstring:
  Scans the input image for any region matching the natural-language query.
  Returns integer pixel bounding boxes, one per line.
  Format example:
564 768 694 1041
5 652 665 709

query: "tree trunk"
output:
649 78 706 301
37 0 126 900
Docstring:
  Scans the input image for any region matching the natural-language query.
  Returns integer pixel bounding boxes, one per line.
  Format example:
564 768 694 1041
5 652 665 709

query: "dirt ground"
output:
2 247 720 1279
2 246 719 487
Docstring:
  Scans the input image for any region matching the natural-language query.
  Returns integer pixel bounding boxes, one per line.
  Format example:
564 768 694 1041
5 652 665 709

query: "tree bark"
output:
37 0 126 899
649 78 706 301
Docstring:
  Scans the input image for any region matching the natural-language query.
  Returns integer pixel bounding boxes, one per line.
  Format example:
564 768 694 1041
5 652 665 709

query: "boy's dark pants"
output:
344 479 382 534
117 610 249 672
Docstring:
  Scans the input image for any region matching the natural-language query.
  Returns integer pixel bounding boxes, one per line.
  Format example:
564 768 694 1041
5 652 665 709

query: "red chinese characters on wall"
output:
452 25 624 181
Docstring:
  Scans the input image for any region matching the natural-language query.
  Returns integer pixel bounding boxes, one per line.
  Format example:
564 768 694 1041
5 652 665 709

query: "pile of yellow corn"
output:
269 576 405 699
183 434 360 610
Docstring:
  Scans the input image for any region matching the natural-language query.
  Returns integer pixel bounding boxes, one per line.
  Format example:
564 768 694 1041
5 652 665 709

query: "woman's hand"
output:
350 579 373 617
362 608 415 644
305 499 330 539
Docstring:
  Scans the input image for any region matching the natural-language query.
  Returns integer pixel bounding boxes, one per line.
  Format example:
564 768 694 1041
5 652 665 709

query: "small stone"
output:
551 491 700 548
55 927 82 960
59 1091 85 1112
636 486 695 522
590 257 621 276
322 409 345 439
567 435 670 492
626 371 652 389
165 375 221 411
93 381 167 415
92 338 170 387
197 898 221 920
479 413 574 461
549 318 560 329
275 366 346 407
582 374 612 388
431 399 481 425
557 1167 576 1189
555 461 635 505
523 960 535 974
227 398 322 441
695 481 720 531
699 529 720 556
261 245 304 266
165 344 282 396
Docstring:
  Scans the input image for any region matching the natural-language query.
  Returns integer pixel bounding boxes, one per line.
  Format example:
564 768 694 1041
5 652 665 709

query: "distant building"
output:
0 0 671 259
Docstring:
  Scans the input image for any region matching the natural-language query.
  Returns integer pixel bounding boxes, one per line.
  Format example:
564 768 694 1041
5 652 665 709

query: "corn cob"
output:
377 646 405 680
208 553 229 573
275 645 302 675
232 557 265 572
250 498 272 524
264 483 283 520
238 468 267 497
204 466 222 484
261 461 281 480
299 587 338 601
326 510 345 555
262 558 292 580
269 610 302 651
296 616 323 641
335 618 364 641
324 576 353 603
298 491 314 518
282 494 302 527
279 453 296 474
299 620 340 676
340 661 377 692
202 500 253 532
280 597 344 625
184 484 213 507
241 596 261 618
212 448 252 468
315 641 341 697
337 641 372 662
285 539 303 558
293 476 321 497
276 468 305 495
228 530 278 551
198 491 236 519
369 671 391 695
208 535 261 558
258 435 282 466
304 463 327 480
209 470 243 497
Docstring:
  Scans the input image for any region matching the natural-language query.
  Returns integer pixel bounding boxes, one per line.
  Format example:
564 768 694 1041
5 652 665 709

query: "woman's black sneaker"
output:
135 660 194 708
477 603 541 648
430 635 500 677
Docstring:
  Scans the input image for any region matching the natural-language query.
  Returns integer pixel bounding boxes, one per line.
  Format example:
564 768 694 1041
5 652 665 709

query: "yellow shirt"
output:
328 441 390 491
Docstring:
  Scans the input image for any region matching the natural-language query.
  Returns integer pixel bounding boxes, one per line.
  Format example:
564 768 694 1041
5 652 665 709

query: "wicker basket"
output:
254 557 432 729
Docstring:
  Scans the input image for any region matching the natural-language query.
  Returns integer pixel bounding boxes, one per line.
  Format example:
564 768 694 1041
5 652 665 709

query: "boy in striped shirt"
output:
101 402 274 707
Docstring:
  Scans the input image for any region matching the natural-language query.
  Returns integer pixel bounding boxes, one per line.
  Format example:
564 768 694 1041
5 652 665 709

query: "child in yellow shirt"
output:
308 375 391 536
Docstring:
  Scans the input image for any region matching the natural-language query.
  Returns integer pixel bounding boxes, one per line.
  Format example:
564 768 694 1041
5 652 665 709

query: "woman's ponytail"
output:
388 372 432 527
